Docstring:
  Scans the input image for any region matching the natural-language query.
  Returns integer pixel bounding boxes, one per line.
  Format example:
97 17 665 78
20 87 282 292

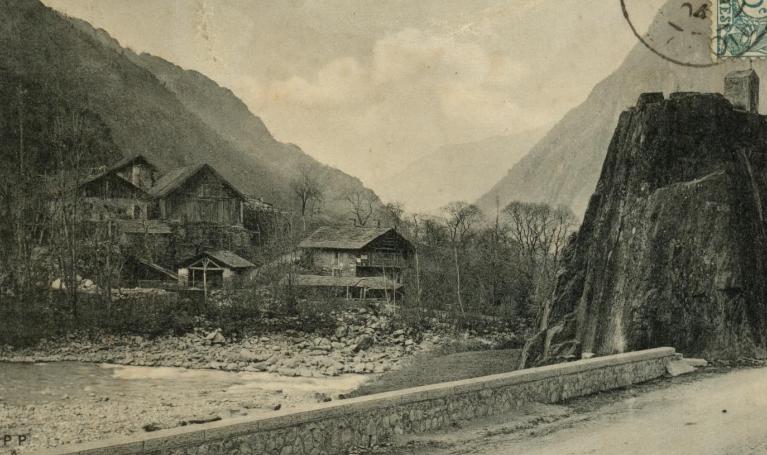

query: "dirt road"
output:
392 367 767 455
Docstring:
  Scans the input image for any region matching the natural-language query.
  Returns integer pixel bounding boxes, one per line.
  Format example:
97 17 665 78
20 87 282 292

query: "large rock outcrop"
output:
525 92 767 364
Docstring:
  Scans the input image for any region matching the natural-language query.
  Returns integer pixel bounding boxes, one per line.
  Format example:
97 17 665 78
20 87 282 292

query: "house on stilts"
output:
294 226 414 301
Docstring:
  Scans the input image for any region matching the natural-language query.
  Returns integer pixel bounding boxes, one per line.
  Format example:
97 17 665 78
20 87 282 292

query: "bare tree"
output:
49 112 92 315
345 191 376 227
503 201 577 321
381 201 405 230
442 201 483 315
410 214 423 309
290 164 323 231
0 85 49 305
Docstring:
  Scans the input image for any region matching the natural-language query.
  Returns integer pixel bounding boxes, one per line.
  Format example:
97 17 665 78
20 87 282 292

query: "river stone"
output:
684 358 709 368
666 359 695 377
353 335 374 353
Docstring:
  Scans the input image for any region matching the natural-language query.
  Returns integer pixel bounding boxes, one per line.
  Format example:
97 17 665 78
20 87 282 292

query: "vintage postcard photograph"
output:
1 0 767 454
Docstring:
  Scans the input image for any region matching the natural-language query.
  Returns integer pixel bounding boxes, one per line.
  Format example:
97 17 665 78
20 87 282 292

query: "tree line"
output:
289 158 579 335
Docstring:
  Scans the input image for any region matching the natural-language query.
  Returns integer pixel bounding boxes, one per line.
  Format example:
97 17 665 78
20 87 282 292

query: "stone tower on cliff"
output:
724 69 759 113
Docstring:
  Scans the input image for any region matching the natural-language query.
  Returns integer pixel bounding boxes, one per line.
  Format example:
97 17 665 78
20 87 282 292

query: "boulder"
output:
353 335 374 353
666 359 695 377
334 326 348 338
238 349 260 362
684 358 709 368
210 332 226 345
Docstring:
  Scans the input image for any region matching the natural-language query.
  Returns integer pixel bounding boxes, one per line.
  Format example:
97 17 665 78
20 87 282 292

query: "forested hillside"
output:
0 0 378 216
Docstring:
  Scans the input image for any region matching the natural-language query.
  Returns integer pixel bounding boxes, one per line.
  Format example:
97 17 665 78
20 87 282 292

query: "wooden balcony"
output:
356 252 406 268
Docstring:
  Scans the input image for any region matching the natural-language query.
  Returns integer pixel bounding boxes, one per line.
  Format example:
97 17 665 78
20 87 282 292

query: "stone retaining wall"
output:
40 347 677 455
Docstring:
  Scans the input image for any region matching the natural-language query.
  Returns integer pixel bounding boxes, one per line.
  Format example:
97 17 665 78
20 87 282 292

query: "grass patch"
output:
353 348 522 397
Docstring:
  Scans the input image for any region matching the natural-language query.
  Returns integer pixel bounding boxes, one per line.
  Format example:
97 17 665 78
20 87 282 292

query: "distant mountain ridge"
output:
2 0 377 216
476 0 762 218
376 128 545 214
129 53 377 215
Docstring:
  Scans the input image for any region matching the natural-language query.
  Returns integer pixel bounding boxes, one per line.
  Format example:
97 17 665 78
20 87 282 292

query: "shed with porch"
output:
177 250 255 289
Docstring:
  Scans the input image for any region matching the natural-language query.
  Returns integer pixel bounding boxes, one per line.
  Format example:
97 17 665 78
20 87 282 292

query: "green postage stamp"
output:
716 0 767 57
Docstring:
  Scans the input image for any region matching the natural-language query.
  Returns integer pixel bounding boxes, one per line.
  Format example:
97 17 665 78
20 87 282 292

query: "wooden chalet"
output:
296 226 413 299
57 155 274 287
148 164 247 226
177 250 255 290
77 154 159 220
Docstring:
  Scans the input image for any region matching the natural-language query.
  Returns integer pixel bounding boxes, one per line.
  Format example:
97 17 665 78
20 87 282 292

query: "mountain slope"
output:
130 53 378 216
375 128 545 213
2 0 376 215
477 1 761 217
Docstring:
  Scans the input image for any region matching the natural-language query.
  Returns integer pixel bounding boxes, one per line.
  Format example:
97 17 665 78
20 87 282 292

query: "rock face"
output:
529 92 767 363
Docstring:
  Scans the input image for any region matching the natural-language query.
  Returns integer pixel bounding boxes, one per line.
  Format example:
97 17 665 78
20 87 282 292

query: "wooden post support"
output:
202 258 208 308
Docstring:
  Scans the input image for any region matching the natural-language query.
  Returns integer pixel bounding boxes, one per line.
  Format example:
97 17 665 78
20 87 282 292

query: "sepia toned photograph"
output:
1 0 766 454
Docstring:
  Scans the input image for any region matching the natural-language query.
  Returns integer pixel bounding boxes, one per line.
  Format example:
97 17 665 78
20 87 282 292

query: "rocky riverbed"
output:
0 306 518 453
0 307 517 378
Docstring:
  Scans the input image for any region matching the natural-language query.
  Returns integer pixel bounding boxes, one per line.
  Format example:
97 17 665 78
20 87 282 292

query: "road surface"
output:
393 367 767 455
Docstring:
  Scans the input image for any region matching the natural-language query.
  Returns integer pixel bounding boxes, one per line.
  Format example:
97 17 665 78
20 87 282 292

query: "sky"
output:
41 0 662 188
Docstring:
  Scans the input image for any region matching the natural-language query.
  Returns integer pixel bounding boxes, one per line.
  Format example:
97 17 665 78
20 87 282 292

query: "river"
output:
0 361 367 452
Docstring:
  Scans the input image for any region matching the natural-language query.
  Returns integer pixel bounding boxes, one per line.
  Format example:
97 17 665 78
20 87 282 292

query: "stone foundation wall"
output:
41 347 676 455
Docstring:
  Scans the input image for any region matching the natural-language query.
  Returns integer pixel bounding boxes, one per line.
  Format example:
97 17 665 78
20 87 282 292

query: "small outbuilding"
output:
177 250 255 290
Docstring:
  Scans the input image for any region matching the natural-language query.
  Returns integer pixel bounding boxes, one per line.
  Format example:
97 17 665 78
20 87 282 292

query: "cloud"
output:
260 28 531 128
39 0 644 205
266 57 369 107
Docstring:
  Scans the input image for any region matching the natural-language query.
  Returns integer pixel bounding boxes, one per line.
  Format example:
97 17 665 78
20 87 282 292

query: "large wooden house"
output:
296 226 414 299
148 163 246 226
77 155 158 221
70 155 258 283
77 156 248 227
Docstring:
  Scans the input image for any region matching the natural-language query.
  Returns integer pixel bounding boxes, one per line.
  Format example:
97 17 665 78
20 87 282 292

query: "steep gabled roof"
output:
148 163 247 200
80 154 155 188
179 250 255 269
299 226 408 250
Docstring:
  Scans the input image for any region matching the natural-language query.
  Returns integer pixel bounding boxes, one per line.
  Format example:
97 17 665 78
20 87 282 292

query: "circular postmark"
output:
621 0 767 66
620 0 719 67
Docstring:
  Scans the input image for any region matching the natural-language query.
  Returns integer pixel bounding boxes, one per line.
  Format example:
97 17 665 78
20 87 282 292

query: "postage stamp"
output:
715 0 767 58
